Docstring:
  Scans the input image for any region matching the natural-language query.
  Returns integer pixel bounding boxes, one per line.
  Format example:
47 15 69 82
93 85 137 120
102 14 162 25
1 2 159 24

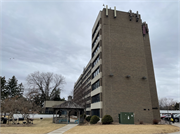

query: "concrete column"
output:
100 93 102 101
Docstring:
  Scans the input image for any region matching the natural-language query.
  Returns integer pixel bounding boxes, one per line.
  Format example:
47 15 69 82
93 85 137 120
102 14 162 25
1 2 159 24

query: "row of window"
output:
86 109 100 117
86 111 90 115
92 22 99 39
92 80 100 91
84 89 91 97
74 76 83 89
92 55 100 68
92 67 100 79
82 70 91 82
83 64 91 76
92 33 99 48
75 63 91 89
85 83 91 89
84 77 91 85
91 109 100 117
92 43 100 58
92 93 100 103
86 103 91 108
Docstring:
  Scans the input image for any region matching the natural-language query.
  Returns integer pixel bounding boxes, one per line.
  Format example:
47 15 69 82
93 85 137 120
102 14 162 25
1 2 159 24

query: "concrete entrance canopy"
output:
52 96 85 124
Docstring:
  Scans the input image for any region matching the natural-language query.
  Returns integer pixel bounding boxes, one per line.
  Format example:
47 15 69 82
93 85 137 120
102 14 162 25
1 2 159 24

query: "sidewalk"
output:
168 123 180 134
47 124 78 134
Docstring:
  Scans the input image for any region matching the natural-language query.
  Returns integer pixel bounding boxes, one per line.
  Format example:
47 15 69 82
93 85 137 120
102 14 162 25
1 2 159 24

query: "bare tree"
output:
26 71 65 106
1 96 18 124
159 97 176 110
1 96 41 124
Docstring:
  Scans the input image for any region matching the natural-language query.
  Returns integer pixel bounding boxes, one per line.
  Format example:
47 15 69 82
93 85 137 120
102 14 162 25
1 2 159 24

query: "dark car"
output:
163 115 171 121
174 115 180 122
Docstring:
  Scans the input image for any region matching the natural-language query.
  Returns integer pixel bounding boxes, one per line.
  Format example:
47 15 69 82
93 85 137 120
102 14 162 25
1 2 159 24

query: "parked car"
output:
174 115 180 122
163 114 180 122
161 115 167 119
163 115 171 121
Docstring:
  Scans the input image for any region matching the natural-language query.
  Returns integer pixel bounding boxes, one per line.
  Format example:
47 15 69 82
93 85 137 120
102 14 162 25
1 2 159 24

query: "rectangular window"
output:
86 111 90 115
92 22 99 39
92 67 100 79
92 44 100 58
91 109 100 117
92 94 100 103
86 104 90 108
92 33 99 48
92 80 100 91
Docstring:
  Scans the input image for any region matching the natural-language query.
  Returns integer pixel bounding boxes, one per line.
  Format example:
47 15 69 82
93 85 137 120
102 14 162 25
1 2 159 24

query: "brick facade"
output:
73 8 160 123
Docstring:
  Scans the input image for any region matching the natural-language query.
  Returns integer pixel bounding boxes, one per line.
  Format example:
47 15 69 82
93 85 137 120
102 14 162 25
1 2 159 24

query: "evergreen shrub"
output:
101 115 113 124
85 116 92 122
90 115 100 124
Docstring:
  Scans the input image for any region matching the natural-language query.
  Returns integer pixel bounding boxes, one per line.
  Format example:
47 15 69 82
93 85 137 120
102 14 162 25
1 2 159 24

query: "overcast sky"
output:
0 0 179 102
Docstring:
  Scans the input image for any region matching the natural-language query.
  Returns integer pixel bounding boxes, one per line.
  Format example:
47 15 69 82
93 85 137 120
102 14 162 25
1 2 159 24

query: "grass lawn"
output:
64 124 180 134
0 118 66 134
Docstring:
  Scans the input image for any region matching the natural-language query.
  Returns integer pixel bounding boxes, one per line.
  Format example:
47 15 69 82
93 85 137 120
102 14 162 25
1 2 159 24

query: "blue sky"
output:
0 0 179 101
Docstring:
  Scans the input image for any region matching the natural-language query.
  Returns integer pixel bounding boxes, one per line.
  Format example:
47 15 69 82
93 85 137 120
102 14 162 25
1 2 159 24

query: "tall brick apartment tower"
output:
73 6 160 123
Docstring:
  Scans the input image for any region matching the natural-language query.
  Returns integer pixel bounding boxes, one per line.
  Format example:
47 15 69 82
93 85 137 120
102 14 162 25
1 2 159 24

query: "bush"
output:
153 119 159 124
80 114 86 119
102 115 113 124
86 116 92 122
90 115 100 124
139 121 143 124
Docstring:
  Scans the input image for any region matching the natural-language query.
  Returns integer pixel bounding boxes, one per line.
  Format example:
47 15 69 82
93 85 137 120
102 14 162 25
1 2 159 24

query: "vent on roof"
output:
106 5 108 17
114 6 116 18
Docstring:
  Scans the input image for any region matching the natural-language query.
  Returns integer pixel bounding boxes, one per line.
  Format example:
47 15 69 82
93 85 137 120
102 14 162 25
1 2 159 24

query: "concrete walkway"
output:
169 123 180 134
47 124 78 134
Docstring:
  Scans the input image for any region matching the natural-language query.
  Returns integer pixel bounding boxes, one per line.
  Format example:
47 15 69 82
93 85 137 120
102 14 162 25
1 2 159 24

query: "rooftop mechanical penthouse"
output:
73 6 160 123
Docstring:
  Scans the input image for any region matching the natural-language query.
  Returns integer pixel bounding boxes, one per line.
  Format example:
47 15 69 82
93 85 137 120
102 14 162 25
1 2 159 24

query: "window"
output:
92 67 100 79
86 111 90 115
92 94 100 103
86 104 90 108
83 64 91 76
85 77 91 84
82 70 91 82
92 80 100 91
92 55 100 68
91 109 100 117
92 44 100 58
92 33 99 48
92 22 99 39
